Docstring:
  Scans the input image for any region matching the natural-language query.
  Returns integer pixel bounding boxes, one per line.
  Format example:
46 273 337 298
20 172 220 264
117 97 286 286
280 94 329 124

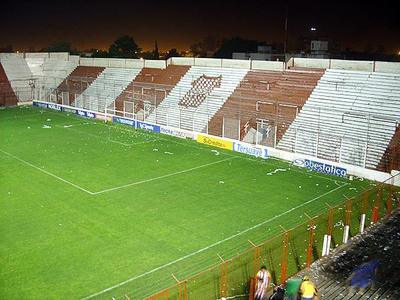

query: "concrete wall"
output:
144 60 166 69
125 59 145 68
69 55 80 64
108 58 125 68
194 58 222 67
251 60 285 71
330 59 374 71
49 52 69 61
79 57 94 66
293 58 330 69
375 61 400 74
0 53 24 59
25 53 50 59
92 58 109 67
169 57 195 66
222 59 251 69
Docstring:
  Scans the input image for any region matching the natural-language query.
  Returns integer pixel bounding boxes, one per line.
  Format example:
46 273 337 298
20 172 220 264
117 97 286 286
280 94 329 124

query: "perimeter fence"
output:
145 173 399 300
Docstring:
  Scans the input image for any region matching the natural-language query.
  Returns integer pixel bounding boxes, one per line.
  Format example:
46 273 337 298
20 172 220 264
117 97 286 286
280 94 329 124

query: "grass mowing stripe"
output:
0 148 94 195
92 157 236 194
81 182 349 299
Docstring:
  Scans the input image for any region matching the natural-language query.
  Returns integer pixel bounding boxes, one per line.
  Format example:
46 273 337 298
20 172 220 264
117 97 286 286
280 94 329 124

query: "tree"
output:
165 48 181 59
153 41 159 60
190 35 220 57
43 41 72 52
108 35 140 58
214 37 265 58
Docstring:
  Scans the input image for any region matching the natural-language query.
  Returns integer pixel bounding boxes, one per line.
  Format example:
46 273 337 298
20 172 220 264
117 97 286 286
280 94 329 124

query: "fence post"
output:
372 186 382 223
343 199 352 243
218 255 229 299
306 219 315 267
360 190 369 233
386 184 393 216
322 208 334 256
280 231 289 283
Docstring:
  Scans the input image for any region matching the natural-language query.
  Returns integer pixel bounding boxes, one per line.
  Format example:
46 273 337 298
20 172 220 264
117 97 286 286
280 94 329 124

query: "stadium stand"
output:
54 66 105 105
293 210 400 300
146 66 248 132
25 57 45 77
0 63 18 106
113 65 190 118
0 56 33 102
278 69 400 169
378 125 400 172
39 58 78 93
73 67 142 112
207 69 323 144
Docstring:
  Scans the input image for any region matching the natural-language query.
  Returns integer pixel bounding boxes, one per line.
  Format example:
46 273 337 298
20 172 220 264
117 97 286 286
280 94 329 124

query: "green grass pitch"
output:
0 105 373 299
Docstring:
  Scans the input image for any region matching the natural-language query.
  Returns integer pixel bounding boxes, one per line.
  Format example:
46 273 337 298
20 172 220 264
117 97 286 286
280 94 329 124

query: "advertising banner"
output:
233 141 268 159
136 121 160 133
293 158 347 177
197 134 233 150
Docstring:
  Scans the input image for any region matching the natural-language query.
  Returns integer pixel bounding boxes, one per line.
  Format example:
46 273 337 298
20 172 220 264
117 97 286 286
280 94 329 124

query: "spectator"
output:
255 265 271 300
269 283 285 300
299 276 318 300
285 277 302 300
348 259 380 292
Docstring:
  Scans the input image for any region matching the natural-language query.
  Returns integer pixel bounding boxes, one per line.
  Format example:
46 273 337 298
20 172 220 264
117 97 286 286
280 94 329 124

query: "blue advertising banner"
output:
136 121 160 133
76 109 96 119
112 116 136 127
293 158 347 177
233 141 268 159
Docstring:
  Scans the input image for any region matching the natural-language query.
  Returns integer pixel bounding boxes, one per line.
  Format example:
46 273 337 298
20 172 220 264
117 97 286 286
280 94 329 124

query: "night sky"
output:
0 0 399 53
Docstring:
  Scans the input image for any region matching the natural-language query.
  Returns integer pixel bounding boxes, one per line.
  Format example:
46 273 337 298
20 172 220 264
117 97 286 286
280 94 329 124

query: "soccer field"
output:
0 105 373 299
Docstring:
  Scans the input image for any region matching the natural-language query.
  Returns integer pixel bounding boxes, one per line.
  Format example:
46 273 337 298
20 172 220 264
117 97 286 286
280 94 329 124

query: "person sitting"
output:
299 276 318 300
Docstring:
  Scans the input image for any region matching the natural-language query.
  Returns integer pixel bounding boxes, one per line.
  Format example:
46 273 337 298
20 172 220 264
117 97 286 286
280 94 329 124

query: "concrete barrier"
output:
25 52 50 59
144 60 167 69
49 52 69 61
330 59 374 71
222 59 250 69
0 53 24 59
194 58 222 67
108 58 125 68
293 58 330 69
125 59 145 68
79 58 94 66
169 57 195 66
251 60 285 71
69 55 80 64
375 61 400 74
92 58 110 67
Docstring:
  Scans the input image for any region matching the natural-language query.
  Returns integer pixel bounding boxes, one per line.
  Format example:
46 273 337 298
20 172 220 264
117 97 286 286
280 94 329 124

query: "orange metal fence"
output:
145 174 399 300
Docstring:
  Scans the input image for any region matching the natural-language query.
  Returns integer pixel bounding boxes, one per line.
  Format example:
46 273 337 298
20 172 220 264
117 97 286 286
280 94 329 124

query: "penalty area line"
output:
0 149 94 195
81 182 349 299
92 157 236 195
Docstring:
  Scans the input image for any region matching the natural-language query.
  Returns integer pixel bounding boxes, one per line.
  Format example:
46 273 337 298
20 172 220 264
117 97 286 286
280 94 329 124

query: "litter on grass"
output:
42 125 51 129
164 151 174 155
211 150 220 156
266 168 287 176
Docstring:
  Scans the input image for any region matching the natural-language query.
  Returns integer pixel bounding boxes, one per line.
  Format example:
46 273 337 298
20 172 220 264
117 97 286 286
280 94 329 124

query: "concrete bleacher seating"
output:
207 69 323 144
113 65 190 119
278 69 400 169
55 66 105 105
0 56 33 102
292 211 400 299
0 63 18 106
73 67 142 112
25 57 45 77
38 58 78 98
146 66 248 132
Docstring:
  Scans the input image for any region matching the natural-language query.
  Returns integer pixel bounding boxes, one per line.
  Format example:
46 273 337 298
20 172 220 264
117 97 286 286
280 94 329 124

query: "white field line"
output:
81 182 349 299
92 157 235 195
0 149 94 195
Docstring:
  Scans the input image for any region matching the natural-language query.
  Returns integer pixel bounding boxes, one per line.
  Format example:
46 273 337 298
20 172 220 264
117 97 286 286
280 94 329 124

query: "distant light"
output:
310 27 317 31
398 50 400 55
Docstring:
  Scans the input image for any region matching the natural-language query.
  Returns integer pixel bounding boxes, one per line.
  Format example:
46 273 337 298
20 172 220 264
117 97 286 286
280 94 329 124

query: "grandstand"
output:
1 53 399 299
